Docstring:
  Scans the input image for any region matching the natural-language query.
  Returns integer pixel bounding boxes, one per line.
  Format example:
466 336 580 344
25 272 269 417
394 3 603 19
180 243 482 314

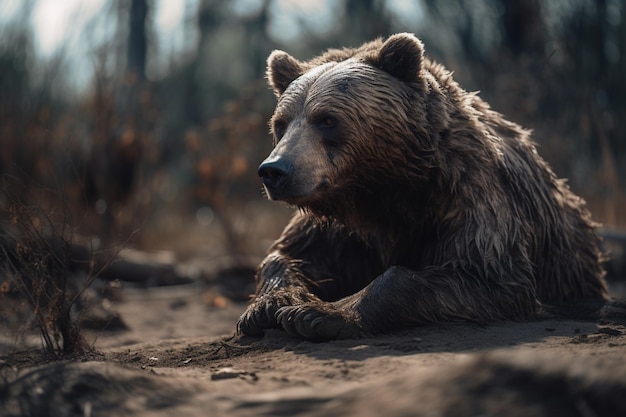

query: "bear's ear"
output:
377 33 424 83
266 50 304 97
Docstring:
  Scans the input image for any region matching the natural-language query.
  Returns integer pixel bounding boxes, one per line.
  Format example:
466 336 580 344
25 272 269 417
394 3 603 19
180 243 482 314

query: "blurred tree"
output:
85 0 157 244
500 0 545 56
127 0 148 82
0 27 33 186
424 4 618 153
342 0 392 45
0 21 68 206
420 0 625 224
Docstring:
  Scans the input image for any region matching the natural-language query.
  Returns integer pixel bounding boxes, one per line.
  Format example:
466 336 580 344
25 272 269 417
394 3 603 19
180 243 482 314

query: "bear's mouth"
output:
265 178 331 205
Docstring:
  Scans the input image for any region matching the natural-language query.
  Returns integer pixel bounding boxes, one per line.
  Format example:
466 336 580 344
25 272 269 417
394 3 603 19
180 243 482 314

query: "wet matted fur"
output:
237 33 608 341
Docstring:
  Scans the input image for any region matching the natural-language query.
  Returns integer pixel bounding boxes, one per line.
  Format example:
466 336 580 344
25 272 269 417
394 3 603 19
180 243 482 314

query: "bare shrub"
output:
0 180 101 357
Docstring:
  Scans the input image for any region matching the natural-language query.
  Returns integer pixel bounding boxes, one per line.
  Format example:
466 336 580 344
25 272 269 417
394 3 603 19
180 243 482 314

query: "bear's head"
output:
258 33 435 221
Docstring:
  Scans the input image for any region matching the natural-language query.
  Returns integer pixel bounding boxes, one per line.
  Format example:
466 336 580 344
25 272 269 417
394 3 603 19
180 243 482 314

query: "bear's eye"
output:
315 115 338 129
273 119 287 138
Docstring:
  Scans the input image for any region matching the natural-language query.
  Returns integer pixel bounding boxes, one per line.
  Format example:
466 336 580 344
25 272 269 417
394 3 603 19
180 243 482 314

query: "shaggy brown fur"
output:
237 33 608 341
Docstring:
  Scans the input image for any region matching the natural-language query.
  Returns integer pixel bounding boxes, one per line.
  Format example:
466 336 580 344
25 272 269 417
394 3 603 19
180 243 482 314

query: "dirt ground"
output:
2 277 626 417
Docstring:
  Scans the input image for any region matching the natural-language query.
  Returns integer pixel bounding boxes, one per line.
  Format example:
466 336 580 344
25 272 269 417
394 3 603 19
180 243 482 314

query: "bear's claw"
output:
237 288 321 337
236 297 282 336
276 304 362 341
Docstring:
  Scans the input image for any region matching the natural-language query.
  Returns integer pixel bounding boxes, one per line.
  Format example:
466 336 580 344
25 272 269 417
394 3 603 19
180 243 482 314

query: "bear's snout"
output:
258 156 293 198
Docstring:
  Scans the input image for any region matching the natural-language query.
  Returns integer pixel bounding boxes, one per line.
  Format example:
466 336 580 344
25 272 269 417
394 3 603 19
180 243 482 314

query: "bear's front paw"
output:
237 288 319 337
276 304 363 341
237 295 284 337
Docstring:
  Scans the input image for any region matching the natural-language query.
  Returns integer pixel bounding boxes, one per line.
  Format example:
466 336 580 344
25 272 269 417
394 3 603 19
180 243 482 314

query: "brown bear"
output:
237 33 608 341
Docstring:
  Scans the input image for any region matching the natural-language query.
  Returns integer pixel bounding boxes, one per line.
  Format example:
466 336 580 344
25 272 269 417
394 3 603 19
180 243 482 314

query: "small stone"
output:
211 367 245 381
596 327 622 336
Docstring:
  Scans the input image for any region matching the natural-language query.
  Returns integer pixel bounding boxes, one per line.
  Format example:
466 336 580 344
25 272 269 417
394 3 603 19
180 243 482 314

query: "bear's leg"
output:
277 265 538 341
236 253 323 336
237 213 382 337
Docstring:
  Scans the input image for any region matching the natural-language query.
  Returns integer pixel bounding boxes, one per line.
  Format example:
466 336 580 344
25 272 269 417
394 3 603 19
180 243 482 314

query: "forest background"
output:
1 0 625 277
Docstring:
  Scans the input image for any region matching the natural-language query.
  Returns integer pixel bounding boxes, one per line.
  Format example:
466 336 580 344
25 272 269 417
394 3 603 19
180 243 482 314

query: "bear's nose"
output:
258 157 292 190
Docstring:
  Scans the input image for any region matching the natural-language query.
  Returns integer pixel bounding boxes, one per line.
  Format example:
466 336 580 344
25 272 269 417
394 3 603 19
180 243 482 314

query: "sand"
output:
2 281 626 417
